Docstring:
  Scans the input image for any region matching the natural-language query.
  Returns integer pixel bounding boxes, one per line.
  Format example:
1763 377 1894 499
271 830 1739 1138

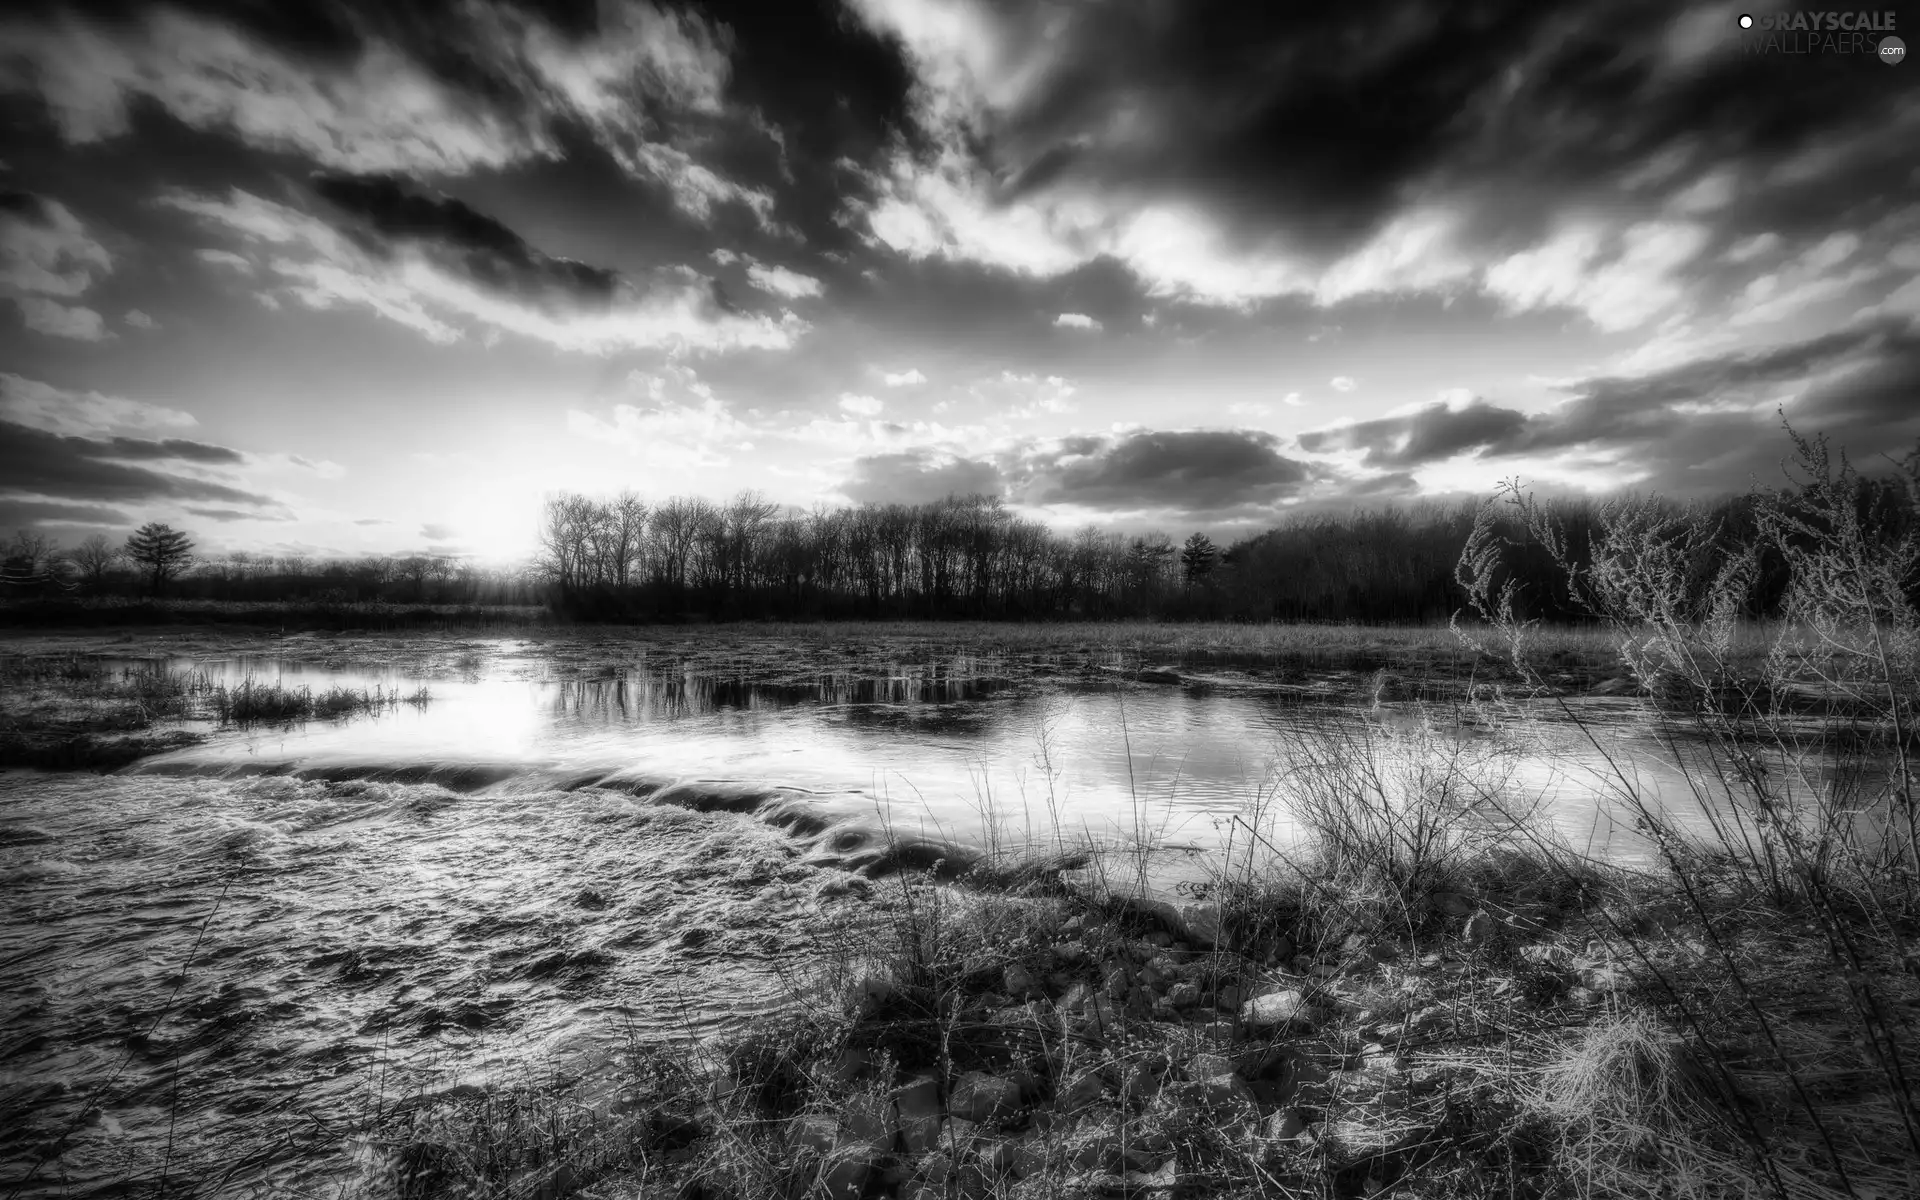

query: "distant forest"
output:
6 446 1914 624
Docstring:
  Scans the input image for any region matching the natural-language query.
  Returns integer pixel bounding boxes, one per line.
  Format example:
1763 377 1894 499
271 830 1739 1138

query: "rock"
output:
1166 982 1201 1009
1241 989 1316 1032
847 974 894 1019
814 1149 870 1199
1266 1109 1309 1143
1216 983 1248 1010
1429 891 1474 917
1463 911 1497 946
1185 1053 1235 1081
1004 963 1040 998
1062 980 1094 1014
1058 1070 1106 1111
1144 930 1173 948
1156 1074 1256 1120
1581 965 1627 992
890 1076 943 1153
1053 940 1088 965
1103 965 1132 999
950 1072 1023 1123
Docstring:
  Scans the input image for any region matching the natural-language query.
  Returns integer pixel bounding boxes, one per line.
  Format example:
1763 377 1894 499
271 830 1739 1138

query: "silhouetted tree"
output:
1180 532 1217 588
124 523 195 596
70 533 121 589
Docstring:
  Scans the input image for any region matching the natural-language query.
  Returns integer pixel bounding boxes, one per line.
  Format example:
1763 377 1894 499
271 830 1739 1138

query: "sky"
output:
2 0 1918 564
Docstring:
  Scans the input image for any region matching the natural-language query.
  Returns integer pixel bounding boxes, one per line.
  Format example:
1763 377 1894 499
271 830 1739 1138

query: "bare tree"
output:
70 533 121 588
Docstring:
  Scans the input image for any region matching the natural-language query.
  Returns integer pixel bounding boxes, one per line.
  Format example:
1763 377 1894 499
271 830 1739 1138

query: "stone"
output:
1240 989 1316 1031
890 1076 943 1153
1058 1070 1106 1111
1185 1053 1235 1081
815 1151 870 1199
1062 980 1094 1014
1216 983 1248 1010
1463 911 1498 946
1053 940 1088 965
1166 982 1201 1009
1266 1109 1309 1143
1103 965 1132 998
950 1072 1022 1123
1004 963 1040 998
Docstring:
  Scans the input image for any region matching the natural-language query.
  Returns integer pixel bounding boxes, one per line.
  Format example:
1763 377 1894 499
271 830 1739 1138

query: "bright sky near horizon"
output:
1 0 1917 564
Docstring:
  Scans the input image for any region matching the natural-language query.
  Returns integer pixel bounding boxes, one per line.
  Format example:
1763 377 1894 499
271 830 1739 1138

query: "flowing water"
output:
0 648 1798 1196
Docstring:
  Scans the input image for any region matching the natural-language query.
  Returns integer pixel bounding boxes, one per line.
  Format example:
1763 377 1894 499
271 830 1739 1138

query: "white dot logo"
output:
1882 35 1907 64
1738 13 1754 28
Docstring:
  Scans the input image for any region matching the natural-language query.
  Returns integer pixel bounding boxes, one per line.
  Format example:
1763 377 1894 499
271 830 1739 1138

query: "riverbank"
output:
354 835 1919 1200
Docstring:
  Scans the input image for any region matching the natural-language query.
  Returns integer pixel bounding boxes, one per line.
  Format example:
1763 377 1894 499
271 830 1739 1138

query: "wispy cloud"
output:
163 184 806 355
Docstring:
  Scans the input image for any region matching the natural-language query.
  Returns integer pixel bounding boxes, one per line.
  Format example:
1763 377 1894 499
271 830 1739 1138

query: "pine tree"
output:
124 523 195 596
1180 532 1217 587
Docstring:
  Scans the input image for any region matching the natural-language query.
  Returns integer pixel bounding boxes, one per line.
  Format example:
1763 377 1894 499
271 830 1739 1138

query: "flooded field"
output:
0 635 1759 1196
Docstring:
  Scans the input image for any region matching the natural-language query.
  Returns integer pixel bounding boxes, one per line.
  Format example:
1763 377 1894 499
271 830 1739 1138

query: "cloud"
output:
841 449 1006 505
0 497 133 529
189 507 294 522
970 371 1076 420
566 362 756 466
0 2 783 230
354 518 392 526
312 171 620 305
837 0 1917 330
0 419 278 509
1 190 114 338
16 296 108 340
123 308 158 330
1053 312 1101 331
195 248 254 273
838 393 884 416
1282 391 1304 407
0 373 197 437
1296 318 1920 495
744 260 825 299
1330 376 1356 393
881 368 927 386
164 184 806 355
1016 429 1314 513
420 523 458 540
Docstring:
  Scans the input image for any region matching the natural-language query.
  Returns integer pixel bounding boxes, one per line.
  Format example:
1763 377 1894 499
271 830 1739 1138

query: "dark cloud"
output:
0 420 276 508
0 497 131 529
861 1 1915 271
97 436 248 465
313 172 620 306
841 450 1005 505
1297 318 1920 494
1299 400 1528 467
1020 429 1313 511
187 506 293 522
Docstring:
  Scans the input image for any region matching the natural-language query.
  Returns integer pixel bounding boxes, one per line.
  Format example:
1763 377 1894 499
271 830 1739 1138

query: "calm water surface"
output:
0 651 1713 1196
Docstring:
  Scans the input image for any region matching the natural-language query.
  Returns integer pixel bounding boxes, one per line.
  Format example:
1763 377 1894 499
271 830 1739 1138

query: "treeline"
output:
0 530 537 606
7 434 1911 623
518 491 1659 623
528 462 1917 623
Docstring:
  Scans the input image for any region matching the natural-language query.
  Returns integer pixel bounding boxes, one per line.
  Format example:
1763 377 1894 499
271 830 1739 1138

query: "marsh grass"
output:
0 655 434 769
203 678 423 726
